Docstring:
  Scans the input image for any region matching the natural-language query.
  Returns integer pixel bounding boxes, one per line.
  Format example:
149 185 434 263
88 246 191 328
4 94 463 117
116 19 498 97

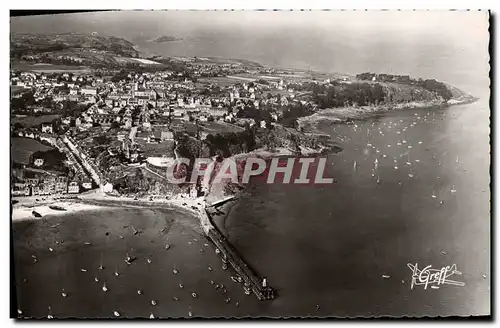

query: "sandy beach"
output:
11 199 108 222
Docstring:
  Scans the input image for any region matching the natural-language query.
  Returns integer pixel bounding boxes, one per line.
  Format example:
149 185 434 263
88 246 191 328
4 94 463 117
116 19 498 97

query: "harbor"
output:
35 192 276 302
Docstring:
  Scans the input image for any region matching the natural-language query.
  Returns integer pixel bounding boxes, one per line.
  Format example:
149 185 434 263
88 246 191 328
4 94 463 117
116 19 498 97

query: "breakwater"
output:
203 210 275 300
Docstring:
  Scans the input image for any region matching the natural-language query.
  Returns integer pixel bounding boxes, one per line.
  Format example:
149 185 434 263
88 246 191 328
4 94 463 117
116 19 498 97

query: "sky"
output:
10 10 490 95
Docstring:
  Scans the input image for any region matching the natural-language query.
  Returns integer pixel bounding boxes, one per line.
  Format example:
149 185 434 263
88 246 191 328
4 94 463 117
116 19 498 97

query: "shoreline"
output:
11 198 110 222
297 97 478 131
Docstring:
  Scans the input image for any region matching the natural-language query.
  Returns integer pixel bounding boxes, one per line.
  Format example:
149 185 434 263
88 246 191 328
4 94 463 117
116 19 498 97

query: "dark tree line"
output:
356 72 453 100
313 82 385 108
203 130 256 158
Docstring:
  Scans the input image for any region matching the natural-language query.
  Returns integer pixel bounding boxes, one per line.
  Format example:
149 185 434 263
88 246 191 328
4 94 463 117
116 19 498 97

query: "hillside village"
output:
10 63 334 199
10 54 466 201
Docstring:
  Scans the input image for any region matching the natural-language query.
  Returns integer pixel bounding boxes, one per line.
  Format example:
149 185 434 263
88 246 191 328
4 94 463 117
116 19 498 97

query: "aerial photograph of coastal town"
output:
10 10 490 319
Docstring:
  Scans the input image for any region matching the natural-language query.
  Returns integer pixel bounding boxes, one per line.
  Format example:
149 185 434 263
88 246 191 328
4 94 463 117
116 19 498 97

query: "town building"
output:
81 86 98 96
41 123 53 134
68 181 80 194
34 158 44 167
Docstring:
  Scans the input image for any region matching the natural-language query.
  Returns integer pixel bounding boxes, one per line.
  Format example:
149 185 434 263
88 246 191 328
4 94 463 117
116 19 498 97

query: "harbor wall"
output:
203 210 274 300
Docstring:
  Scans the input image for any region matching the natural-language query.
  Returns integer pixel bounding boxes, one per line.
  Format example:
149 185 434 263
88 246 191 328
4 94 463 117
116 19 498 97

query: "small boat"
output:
222 263 228 271
243 287 251 295
230 276 238 283
237 276 243 283
32 211 42 218
191 292 197 298
49 205 66 211
125 254 136 265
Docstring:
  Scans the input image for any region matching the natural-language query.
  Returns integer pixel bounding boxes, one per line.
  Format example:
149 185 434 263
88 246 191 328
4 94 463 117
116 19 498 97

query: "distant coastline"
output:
151 35 183 43
297 96 479 132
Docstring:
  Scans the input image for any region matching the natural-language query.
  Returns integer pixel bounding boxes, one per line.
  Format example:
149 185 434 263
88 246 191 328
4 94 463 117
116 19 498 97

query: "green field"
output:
11 137 53 165
199 121 244 134
10 85 30 97
11 114 61 128
139 140 176 158
11 62 91 73
197 77 241 87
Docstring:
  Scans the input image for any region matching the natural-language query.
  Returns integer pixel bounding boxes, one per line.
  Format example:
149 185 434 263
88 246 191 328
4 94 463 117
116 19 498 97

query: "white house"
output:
41 123 53 134
68 182 80 194
34 158 44 167
81 86 98 96
101 182 113 193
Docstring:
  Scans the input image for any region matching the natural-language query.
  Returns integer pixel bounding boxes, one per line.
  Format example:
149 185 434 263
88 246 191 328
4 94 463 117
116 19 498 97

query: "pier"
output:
202 209 275 301
205 196 237 208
